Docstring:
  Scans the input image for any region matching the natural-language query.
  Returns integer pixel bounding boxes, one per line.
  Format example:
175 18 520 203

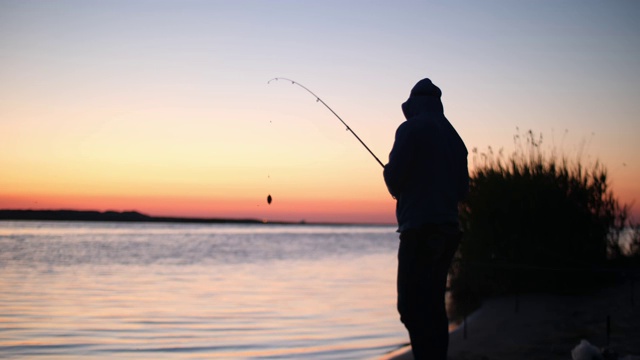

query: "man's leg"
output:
397 226 461 360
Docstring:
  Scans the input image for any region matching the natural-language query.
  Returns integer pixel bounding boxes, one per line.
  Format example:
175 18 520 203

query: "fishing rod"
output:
268 77 385 169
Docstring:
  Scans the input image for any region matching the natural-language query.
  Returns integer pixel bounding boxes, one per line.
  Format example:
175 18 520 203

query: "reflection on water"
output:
0 221 406 359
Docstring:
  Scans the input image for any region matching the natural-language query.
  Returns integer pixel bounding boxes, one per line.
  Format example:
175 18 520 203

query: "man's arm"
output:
383 122 413 199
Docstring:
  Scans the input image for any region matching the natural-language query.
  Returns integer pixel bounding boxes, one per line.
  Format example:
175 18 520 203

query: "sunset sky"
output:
1 1 639 224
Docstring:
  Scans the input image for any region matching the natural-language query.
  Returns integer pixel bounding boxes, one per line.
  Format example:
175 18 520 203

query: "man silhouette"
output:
384 78 469 360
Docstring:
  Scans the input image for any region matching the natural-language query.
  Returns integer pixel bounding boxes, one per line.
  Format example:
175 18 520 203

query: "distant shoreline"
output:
0 209 393 226
0 209 277 225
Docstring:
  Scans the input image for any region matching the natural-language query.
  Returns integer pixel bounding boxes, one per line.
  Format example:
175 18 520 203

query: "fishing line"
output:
267 119 274 206
268 77 385 169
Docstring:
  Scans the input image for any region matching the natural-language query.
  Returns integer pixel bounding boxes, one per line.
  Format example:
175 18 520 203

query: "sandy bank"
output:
380 280 639 360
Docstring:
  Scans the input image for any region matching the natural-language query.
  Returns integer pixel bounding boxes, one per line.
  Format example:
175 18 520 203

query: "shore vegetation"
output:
450 130 638 316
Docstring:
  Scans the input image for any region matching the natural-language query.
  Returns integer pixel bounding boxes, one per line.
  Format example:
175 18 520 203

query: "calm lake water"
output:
0 221 407 359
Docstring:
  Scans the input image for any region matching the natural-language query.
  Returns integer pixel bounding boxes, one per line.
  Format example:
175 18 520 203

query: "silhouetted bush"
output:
450 130 633 314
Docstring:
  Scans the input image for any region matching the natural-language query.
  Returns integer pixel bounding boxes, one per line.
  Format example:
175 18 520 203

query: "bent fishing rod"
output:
268 77 385 169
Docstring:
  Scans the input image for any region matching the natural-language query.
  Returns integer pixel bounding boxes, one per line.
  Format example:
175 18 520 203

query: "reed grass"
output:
450 130 635 314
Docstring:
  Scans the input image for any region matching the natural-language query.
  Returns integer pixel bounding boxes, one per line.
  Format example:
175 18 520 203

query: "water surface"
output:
0 221 407 359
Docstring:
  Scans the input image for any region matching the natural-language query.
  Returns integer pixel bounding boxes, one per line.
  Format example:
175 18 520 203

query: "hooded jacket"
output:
383 79 469 232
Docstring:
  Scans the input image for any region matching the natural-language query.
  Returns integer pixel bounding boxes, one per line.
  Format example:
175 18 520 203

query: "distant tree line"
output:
0 209 266 224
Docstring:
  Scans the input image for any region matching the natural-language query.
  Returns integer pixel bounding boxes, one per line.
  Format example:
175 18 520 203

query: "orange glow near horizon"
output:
0 192 397 224
1 112 638 224
2 159 638 225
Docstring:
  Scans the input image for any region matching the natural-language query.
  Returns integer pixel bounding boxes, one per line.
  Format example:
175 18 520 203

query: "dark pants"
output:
397 224 461 360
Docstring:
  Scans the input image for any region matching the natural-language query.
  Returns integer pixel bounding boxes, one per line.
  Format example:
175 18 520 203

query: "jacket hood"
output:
401 78 444 120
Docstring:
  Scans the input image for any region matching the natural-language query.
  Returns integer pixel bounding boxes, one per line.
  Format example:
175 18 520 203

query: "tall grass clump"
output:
450 130 631 313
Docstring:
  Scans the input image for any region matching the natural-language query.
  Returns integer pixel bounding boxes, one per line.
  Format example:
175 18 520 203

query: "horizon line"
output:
0 208 396 227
